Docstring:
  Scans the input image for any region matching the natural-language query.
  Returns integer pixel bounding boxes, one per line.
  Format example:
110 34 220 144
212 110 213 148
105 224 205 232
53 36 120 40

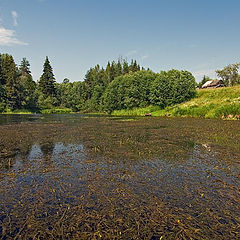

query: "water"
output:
0 114 239 239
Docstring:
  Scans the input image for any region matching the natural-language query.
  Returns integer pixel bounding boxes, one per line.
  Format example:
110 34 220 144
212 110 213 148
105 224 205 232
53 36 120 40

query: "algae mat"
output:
0 115 239 239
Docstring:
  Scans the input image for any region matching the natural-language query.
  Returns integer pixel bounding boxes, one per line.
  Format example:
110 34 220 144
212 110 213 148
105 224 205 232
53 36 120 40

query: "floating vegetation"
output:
0 115 239 239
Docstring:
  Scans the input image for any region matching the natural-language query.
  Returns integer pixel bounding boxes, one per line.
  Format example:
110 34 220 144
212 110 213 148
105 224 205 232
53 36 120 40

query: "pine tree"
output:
39 57 56 97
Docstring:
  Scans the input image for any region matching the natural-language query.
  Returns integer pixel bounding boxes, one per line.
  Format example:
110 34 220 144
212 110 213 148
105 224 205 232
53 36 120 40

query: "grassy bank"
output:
1 109 35 114
1 108 73 114
112 85 240 119
40 108 73 114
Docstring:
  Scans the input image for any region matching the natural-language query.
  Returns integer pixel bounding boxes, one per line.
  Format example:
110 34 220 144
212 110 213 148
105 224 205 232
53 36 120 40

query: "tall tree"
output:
19 58 36 109
129 60 140 72
216 63 240 86
1 54 21 109
0 54 3 85
122 60 129 75
38 57 56 97
19 58 31 77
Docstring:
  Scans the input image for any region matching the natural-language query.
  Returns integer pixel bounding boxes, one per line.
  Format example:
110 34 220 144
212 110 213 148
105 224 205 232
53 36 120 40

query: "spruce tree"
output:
105 62 111 84
19 58 31 77
130 60 140 72
116 60 122 76
39 57 56 97
19 58 36 109
122 60 129 75
0 54 3 85
1 54 21 110
110 61 116 82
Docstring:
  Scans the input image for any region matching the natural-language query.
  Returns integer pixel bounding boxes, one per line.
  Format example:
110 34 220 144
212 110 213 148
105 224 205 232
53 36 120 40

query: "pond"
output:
0 114 239 239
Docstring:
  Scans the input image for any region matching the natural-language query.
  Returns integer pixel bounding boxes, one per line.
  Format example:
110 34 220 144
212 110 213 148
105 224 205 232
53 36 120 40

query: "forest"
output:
0 53 197 113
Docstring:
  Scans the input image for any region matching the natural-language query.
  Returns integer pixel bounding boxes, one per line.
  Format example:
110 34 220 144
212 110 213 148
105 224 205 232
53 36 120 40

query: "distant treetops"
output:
0 53 198 113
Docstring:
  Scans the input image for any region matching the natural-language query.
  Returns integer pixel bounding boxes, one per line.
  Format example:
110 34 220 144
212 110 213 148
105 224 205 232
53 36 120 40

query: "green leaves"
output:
103 70 157 113
216 63 240 86
150 70 196 109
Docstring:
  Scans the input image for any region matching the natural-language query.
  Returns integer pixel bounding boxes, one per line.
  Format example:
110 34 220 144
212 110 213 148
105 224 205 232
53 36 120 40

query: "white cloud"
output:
141 55 149 60
126 50 137 57
11 11 18 26
0 26 28 46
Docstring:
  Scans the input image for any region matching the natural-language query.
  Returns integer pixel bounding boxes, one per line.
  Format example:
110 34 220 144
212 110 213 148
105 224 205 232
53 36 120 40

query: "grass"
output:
112 85 240 119
1 109 36 114
40 108 73 114
1 108 73 114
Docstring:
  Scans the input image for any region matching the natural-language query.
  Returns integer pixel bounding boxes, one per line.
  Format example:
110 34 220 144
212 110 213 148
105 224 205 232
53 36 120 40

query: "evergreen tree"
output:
105 62 111 85
19 58 37 109
129 60 140 72
122 60 129 75
116 60 122 76
109 61 116 82
0 54 4 85
39 57 56 97
84 68 94 99
19 58 31 77
1 54 21 110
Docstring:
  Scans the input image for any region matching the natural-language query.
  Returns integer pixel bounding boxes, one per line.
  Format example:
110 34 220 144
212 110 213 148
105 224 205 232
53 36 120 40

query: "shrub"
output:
150 69 196 108
103 70 157 113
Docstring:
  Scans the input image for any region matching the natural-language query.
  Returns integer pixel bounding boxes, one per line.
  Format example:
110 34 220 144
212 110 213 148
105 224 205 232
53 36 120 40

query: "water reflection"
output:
0 116 239 239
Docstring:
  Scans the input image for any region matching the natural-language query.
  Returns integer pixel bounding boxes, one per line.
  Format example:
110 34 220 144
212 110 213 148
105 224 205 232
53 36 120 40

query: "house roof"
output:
202 80 213 88
202 79 224 88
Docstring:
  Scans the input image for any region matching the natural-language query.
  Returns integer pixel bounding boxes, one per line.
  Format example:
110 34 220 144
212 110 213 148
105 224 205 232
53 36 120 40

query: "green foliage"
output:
56 81 87 111
0 54 3 85
0 53 200 115
0 83 6 112
37 92 59 110
216 62 240 86
1 54 21 110
103 70 157 113
38 57 57 98
19 58 37 110
150 69 196 108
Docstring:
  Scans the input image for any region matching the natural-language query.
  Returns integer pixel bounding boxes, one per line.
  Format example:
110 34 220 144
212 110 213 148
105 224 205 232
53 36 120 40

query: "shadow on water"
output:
0 114 239 239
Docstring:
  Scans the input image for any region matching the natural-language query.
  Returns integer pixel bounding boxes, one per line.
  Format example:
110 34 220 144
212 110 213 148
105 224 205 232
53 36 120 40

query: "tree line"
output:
0 53 197 113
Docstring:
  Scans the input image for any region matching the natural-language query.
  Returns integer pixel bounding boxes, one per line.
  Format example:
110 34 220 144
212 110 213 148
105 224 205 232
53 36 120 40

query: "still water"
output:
0 114 239 239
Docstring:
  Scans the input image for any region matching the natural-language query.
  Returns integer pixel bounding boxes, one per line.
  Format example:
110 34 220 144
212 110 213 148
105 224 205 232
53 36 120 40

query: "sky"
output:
0 0 240 83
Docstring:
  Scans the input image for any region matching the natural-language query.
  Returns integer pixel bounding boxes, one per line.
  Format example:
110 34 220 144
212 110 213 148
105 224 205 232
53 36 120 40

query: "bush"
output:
103 70 157 113
150 69 196 108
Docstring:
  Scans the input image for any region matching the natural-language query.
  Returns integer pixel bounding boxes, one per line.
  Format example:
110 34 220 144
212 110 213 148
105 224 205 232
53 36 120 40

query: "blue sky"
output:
0 0 240 82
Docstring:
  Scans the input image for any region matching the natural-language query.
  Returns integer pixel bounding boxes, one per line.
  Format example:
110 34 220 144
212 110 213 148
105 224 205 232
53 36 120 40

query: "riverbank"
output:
1 107 73 114
112 85 240 119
